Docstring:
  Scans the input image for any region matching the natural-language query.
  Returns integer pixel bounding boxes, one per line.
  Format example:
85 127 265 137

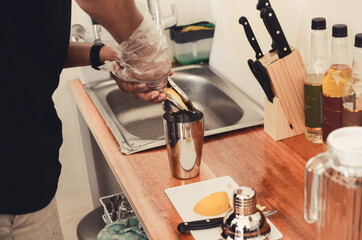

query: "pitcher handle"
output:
304 152 333 223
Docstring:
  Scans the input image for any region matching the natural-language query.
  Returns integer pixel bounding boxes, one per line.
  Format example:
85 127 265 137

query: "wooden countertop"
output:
69 79 323 239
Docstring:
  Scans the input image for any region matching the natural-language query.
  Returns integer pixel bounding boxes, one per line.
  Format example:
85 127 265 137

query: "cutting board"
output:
165 176 283 240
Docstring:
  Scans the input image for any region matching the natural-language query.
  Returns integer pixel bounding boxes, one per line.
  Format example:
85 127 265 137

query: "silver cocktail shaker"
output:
221 186 271 240
163 111 204 179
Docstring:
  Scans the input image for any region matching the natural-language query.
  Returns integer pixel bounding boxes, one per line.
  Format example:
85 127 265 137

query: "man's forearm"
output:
75 0 143 43
64 42 117 68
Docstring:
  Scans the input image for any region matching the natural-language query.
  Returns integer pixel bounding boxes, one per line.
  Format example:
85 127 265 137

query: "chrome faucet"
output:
147 0 177 49
147 0 163 41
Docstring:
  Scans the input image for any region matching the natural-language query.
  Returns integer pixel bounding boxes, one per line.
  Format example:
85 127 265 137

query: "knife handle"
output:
257 2 277 51
239 16 264 60
177 217 223 233
255 60 275 103
260 7 291 58
257 0 272 10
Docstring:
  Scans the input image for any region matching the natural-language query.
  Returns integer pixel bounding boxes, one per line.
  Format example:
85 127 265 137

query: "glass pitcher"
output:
305 126 362 240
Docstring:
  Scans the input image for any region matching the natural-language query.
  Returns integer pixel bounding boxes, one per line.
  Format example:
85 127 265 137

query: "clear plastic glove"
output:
111 66 173 103
100 8 172 91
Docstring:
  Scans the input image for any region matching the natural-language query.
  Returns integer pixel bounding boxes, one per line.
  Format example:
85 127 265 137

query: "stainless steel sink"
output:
85 64 264 154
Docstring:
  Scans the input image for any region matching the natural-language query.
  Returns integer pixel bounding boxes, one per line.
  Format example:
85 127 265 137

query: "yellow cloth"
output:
181 26 215 33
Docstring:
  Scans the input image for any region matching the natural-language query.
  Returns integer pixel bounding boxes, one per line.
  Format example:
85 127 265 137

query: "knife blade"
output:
260 6 291 58
239 16 263 60
248 60 275 103
177 210 278 233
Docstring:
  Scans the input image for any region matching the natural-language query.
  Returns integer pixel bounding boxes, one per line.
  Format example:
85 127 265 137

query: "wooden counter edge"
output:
68 79 179 239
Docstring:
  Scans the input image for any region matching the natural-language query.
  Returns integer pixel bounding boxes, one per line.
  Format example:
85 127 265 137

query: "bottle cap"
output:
332 24 348 37
311 17 326 30
355 33 362 48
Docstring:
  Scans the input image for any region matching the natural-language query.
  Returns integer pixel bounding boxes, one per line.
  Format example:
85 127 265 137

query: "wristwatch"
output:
90 41 105 70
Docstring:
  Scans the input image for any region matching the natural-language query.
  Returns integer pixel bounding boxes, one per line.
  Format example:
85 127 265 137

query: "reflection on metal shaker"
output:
163 111 204 179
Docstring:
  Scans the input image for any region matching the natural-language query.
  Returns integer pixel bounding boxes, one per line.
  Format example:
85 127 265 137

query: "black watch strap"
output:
90 42 105 70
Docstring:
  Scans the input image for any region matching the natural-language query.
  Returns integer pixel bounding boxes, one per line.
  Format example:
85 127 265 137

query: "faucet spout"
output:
147 0 177 49
148 0 163 40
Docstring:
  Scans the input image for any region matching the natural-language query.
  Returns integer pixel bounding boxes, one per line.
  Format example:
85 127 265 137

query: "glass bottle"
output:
322 24 352 141
304 17 329 143
343 33 362 126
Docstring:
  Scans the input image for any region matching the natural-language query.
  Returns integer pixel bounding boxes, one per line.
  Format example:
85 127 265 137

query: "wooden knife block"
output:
259 48 306 141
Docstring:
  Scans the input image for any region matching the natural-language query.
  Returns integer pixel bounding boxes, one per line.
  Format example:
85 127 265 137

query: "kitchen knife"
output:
177 210 278 233
260 7 291 58
257 0 272 10
237 16 274 103
257 0 277 51
248 59 275 103
239 16 264 60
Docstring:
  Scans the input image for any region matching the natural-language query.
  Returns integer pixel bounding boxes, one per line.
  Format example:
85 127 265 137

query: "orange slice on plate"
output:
193 191 230 216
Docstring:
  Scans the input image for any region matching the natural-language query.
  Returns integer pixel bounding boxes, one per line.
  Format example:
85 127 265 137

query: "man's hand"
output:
112 65 173 103
113 78 167 103
110 9 172 91
76 0 172 103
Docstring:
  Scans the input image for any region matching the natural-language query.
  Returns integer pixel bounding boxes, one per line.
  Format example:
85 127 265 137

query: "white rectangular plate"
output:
165 176 283 240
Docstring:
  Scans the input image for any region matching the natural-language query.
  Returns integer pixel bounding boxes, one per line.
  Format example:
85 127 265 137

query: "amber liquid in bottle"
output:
343 107 362 126
322 64 352 141
343 35 362 127
343 90 362 126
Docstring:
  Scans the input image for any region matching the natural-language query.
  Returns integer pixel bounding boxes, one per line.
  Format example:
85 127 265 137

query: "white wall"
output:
302 0 362 66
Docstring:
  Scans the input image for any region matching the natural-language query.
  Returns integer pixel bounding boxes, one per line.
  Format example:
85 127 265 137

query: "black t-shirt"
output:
0 0 71 214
